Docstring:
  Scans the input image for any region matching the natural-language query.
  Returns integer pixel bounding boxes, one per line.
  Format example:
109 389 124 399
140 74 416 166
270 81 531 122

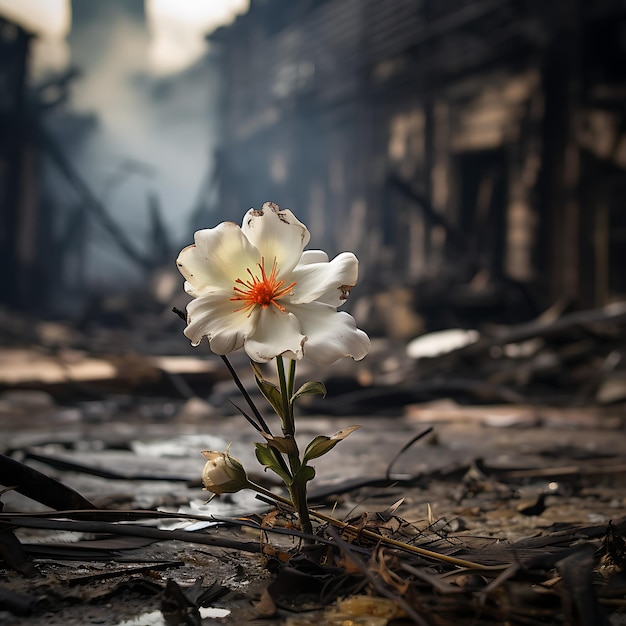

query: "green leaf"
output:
261 432 299 456
303 425 361 463
250 361 265 380
254 442 291 484
292 464 316 485
251 362 285 418
302 436 329 463
290 380 327 404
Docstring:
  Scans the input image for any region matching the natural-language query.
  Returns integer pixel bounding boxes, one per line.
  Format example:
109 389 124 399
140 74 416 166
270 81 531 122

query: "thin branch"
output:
385 427 433 480
3 516 262 554
220 355 274 434
228 400 262 432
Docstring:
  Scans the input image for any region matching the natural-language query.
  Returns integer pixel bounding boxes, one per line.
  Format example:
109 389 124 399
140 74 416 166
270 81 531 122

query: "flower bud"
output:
201 447 249 495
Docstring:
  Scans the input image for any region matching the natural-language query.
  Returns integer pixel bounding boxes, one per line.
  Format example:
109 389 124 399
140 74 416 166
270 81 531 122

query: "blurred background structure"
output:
1 0 625 331
4 7 626 624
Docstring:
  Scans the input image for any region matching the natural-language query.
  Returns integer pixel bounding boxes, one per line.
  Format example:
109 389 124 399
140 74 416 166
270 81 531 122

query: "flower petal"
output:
288 252 359 307
299 250 329 265
241 202 310 275
177 222 260 296
184 291 257 352
243 307 306 363
287 302 370 364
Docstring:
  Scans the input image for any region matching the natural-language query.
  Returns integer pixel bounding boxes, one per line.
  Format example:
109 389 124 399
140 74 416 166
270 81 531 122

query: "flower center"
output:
231 257 296 314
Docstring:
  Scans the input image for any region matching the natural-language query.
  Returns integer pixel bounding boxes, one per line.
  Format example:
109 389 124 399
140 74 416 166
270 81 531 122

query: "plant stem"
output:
287 358 296 399
289 479 313 538
250 480 312 536
276 357 294 436
275 356 312 536
223 356 292 480
220 355 272 434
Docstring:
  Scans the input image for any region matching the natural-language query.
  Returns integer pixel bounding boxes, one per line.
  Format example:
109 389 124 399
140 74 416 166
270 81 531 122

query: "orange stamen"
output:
231 257 296 315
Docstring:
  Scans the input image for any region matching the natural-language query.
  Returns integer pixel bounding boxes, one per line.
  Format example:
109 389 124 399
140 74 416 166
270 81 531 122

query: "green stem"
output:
289 480 313 536
222 356 291 481
248 481 293 507
287 358 296 400
248 480 313 536
276 357 299 476
276 357 294 436
274 356 312 537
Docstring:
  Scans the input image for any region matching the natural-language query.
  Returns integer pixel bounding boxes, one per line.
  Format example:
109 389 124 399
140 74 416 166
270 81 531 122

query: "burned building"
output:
0 16 40 310
209 0 626 320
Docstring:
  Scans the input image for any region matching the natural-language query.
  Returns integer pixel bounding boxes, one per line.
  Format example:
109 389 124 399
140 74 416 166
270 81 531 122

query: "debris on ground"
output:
1 303 625 624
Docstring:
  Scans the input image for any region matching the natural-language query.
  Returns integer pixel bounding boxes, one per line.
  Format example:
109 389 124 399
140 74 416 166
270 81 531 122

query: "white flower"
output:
201 448 249 495
177 202 370 364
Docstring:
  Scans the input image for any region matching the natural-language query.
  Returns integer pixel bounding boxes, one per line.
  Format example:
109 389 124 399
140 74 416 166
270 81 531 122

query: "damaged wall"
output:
210 0 626 316
0 17 44 310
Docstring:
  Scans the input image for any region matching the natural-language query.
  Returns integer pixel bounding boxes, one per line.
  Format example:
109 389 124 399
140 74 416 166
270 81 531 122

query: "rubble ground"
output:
1 305 626 625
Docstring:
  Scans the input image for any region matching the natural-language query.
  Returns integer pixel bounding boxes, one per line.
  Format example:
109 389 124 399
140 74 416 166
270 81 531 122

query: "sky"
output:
0 0 249 75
